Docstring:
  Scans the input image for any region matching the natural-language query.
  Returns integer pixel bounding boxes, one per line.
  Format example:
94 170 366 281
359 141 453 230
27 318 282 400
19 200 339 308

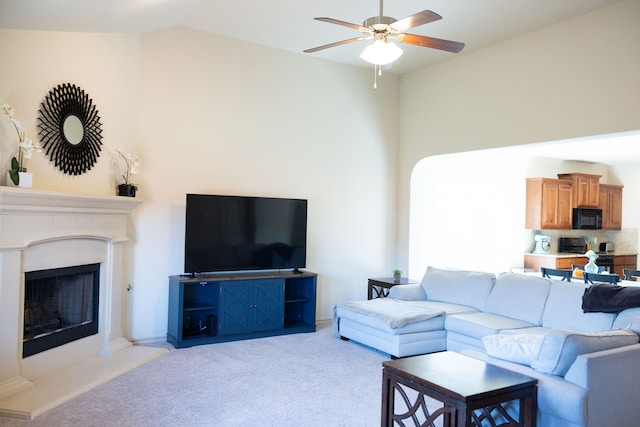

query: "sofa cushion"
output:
420 267 495 311
485 273 551 325
498 326 549 337
387 283 427 301
335 299 443 329
531 329 639 376
482 334 544 365
541 281 615 332
445 312 534 339
612 307 640 330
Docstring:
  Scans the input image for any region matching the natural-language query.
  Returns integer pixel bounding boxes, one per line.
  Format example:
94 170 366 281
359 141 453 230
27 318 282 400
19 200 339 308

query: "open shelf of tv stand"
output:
167 271 317 348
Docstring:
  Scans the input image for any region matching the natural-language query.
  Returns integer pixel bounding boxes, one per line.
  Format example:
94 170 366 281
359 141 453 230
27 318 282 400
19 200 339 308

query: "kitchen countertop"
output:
526 252 638 257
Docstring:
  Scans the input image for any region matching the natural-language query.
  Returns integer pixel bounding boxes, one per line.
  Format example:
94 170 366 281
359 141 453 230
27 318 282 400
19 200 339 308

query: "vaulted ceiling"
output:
1 0 637 163
0 0 624 74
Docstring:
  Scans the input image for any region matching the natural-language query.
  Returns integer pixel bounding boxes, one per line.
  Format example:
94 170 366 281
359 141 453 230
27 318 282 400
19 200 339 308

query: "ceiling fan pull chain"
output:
373 64 379 89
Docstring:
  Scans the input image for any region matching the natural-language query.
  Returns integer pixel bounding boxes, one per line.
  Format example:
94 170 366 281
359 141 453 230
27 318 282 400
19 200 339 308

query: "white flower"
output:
585 250 598 261
1 104 15 118
18 138 40 159
116 148 140 185
1 103 40 177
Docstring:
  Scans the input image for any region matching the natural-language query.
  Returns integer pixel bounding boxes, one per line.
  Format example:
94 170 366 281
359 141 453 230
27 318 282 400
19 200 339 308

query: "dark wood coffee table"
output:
381 351 537 427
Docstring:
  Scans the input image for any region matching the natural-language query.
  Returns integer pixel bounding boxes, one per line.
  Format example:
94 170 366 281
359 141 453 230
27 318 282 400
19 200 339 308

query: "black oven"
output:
595 254 614 273
572 208 602 230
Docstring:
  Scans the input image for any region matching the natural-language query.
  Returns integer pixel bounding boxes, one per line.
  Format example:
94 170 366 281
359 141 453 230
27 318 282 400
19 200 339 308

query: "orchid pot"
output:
6 171 32 188
118 184 137 197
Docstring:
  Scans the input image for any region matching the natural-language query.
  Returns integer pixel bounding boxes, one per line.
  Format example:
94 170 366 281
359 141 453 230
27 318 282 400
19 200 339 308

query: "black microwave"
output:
572 208 602 230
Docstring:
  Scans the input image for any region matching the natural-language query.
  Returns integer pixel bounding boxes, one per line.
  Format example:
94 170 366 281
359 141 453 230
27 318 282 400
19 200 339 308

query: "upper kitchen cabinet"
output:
557 173 601 207
526 178 573 230
599 184 623 230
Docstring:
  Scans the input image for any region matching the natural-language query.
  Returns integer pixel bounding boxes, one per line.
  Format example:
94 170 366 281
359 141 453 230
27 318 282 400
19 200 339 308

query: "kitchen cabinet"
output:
525 254 637 277
558 173 601 208
524 254 587 272
599 184 623 230
525 178 573 230
613 255 637 277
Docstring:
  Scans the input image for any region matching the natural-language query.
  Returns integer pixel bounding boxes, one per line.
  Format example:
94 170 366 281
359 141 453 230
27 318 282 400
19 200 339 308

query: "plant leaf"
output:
11 157 19 170
9 169 19 185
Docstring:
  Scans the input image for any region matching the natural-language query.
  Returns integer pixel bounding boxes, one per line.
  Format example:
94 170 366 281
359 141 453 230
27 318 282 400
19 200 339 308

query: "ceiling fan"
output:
304 0 464 86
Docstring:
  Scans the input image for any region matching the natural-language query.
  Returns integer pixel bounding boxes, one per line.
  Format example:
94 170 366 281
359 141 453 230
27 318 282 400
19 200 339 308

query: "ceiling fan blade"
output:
314 17 368 33
304 37 367 54
398 33 465 53
390 10 442 32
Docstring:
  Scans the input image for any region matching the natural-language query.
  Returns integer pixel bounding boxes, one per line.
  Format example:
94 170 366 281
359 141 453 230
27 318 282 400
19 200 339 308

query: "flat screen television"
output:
184 194 308 274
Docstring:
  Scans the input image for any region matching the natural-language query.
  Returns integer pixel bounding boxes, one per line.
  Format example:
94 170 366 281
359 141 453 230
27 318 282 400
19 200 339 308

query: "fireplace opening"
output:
23 263 100 358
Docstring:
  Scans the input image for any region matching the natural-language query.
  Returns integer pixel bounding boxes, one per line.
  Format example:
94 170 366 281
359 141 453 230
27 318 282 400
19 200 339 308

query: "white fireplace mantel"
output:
0 187 142 249
0 187 166 419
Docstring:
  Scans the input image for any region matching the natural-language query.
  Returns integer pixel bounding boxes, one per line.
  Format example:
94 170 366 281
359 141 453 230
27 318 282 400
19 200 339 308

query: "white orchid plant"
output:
116 148 140 189
585 250 599 262
1 103 41 185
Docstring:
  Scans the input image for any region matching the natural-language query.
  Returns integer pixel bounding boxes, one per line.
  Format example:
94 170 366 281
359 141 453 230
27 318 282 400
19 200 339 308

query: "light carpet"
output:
0 322 424 427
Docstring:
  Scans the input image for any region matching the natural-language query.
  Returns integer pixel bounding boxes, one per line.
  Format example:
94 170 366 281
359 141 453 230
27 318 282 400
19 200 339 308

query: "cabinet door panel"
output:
219 282 253 335
609 186 623 229
555 258 574 269
540 181 559 228
254 279 284 332
557 182 573 229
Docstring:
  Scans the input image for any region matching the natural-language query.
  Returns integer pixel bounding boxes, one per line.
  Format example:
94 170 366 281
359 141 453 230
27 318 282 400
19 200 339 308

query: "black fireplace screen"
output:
23 263 100 358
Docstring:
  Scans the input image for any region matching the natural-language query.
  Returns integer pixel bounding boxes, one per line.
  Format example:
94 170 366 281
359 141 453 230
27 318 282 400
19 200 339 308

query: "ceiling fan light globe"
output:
360 40 403 65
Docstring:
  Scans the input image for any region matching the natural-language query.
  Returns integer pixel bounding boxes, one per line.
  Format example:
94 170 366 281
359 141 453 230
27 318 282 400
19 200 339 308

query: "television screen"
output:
184 194 308 274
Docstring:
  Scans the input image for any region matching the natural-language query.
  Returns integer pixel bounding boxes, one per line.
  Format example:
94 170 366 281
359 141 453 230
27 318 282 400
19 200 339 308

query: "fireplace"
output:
23 263 100 358
0 187 167 419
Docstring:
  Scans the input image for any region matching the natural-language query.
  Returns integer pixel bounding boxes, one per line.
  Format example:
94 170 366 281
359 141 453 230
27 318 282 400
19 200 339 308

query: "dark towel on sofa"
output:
582 284 640 313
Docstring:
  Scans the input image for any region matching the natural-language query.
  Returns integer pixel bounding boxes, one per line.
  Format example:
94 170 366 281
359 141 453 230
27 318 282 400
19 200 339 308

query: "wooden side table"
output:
381 351 537 427
368 277 418 299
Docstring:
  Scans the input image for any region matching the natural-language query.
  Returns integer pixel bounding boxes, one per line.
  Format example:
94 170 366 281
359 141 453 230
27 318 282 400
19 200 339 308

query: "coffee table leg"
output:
520 392 537 427
381 368 392 427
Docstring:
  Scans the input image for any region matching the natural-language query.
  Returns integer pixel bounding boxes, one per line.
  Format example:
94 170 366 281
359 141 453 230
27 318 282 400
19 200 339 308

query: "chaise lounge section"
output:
334 266 640 427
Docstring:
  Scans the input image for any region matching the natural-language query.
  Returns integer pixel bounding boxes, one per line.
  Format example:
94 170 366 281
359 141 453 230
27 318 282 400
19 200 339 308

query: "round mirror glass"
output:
63 115 84 145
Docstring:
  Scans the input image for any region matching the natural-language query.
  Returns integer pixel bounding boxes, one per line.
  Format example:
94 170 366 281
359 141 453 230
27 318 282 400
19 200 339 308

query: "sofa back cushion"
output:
541 281 615 332
420 267 495 311
485 273 551 324
612 307 640 330
531 328 639 376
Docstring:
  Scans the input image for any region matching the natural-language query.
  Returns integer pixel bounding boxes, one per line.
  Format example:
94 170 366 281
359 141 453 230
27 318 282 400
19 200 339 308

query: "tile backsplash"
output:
525 228 638 254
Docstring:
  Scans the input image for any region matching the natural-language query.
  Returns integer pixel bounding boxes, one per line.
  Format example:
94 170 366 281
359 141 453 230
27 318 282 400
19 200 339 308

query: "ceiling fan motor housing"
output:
363 16 397 32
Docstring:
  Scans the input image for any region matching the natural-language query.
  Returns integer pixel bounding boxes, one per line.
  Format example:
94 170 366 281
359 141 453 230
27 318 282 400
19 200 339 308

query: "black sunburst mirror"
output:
38 83 103 175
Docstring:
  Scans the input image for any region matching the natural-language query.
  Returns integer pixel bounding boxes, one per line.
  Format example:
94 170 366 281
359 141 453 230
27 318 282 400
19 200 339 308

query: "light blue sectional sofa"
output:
334 266 640 427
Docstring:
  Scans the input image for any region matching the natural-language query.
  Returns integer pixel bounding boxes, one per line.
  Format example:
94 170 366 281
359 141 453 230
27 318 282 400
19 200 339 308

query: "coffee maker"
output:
532 234 550 254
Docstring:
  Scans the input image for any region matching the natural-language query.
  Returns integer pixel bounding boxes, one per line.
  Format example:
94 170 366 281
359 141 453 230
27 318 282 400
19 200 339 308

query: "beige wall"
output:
130 27 400 339
396 0 640 268
0 30 140 195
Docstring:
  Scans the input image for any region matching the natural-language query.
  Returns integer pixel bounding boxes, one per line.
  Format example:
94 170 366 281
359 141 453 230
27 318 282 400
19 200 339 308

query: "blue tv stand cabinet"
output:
167 271 317 348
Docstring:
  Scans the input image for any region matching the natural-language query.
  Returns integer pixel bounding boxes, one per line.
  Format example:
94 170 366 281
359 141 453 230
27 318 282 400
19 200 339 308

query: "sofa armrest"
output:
388 283 427 301
564 343 640 426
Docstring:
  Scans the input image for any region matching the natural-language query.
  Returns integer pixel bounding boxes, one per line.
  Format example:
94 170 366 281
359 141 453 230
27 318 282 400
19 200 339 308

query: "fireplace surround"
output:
0 187 167 419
